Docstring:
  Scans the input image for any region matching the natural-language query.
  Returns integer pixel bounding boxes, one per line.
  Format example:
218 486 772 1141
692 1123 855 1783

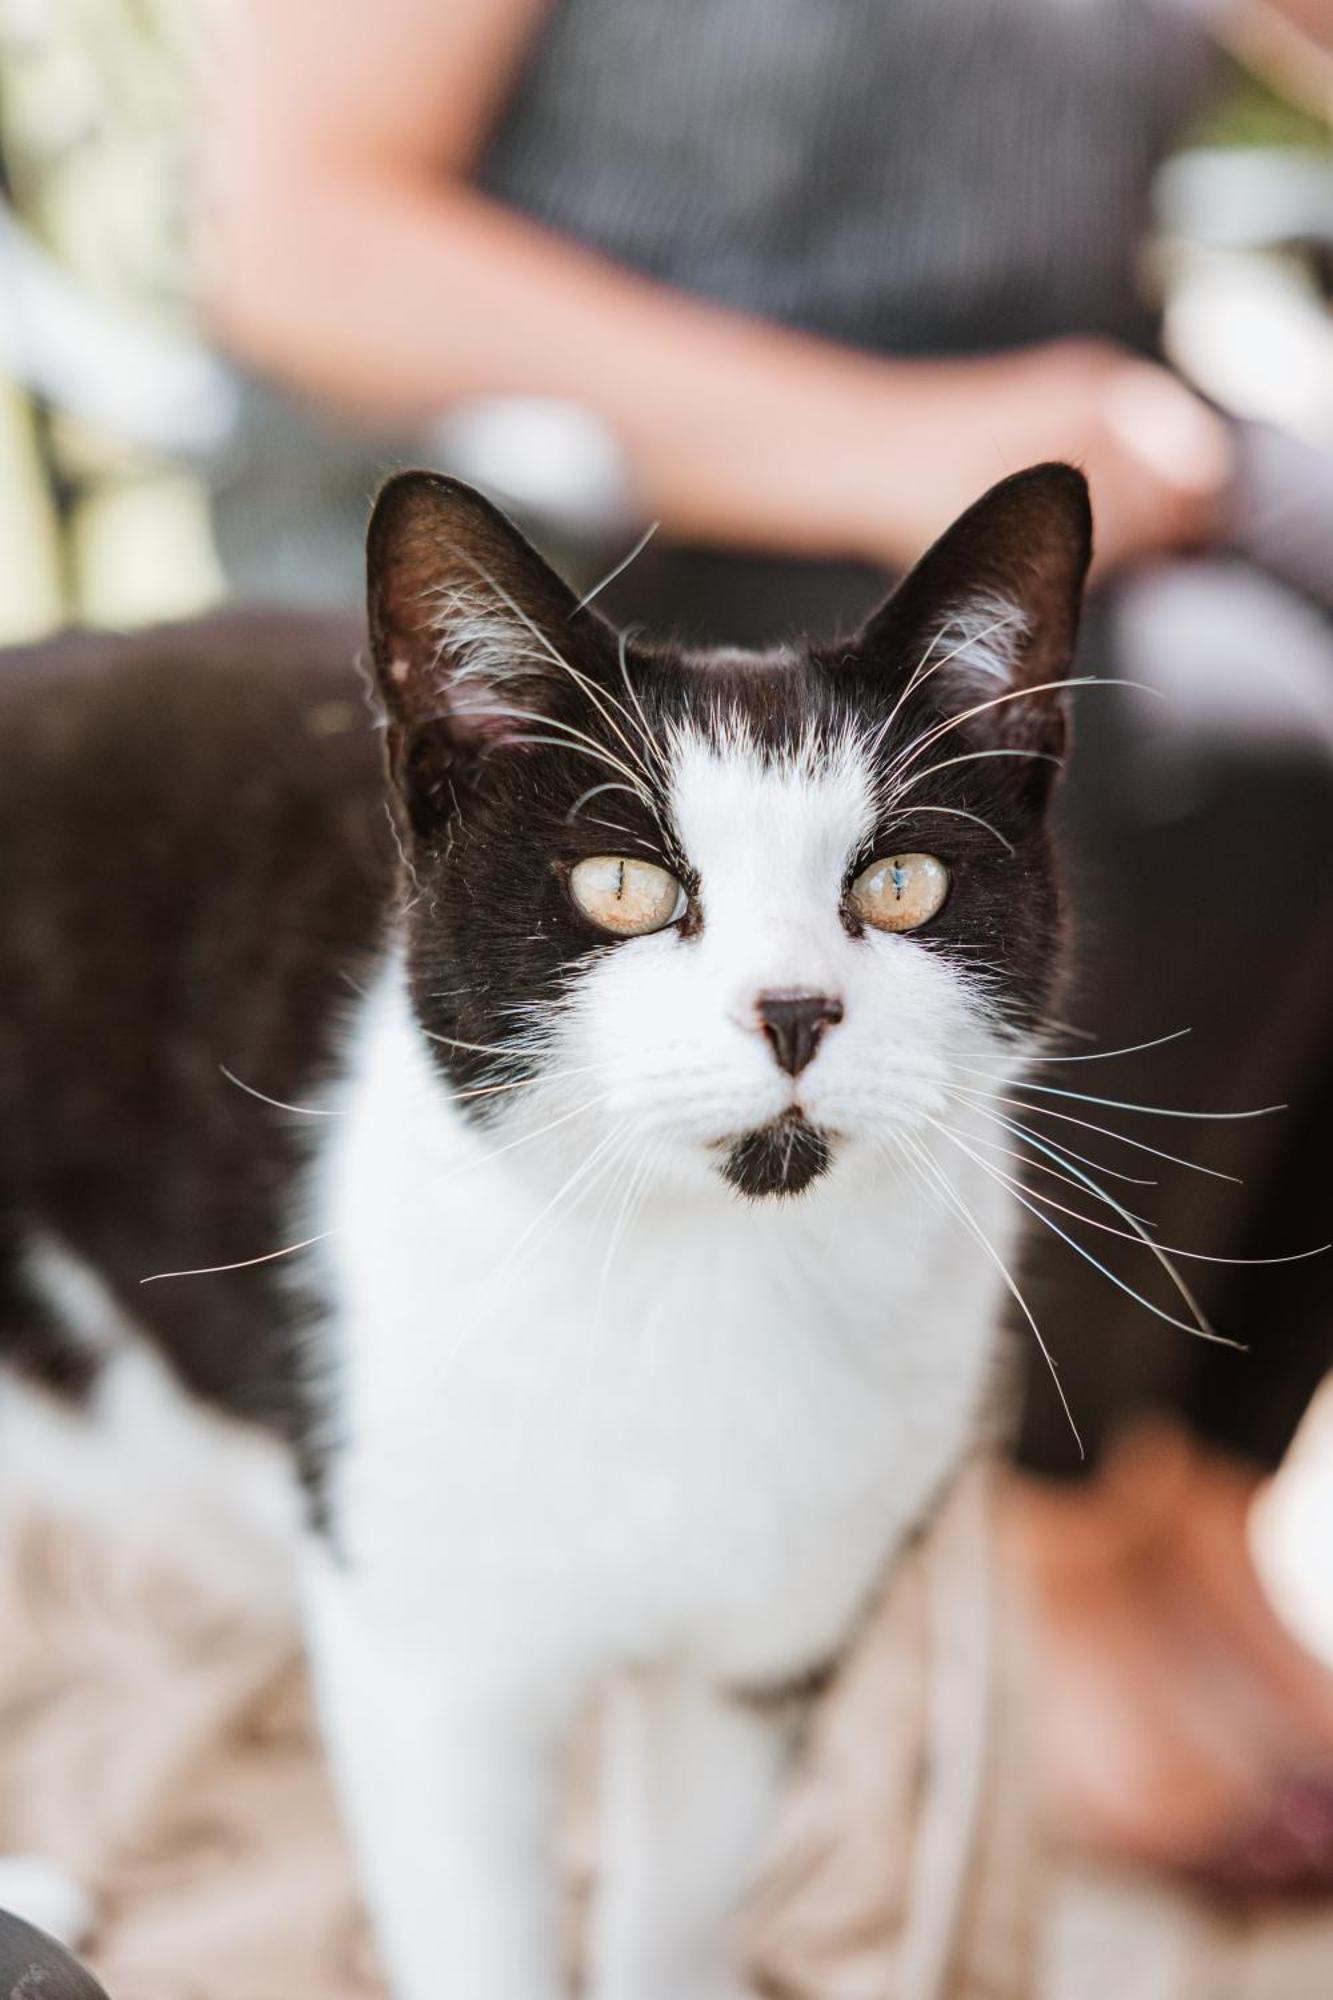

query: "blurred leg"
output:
1009 555 1333 1878
1017 557 1333 1475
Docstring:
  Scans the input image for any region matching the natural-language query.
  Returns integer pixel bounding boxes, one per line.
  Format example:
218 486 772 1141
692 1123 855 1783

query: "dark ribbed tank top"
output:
479 0 1217 356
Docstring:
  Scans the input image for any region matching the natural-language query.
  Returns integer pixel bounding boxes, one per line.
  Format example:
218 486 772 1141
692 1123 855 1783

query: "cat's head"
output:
367 465 1090 1200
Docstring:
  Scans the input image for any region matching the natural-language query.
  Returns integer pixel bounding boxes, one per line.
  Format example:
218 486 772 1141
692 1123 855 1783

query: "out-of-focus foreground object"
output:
0 1905 111 1999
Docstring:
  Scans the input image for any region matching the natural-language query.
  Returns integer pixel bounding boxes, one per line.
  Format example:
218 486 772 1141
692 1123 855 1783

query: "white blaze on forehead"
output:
668 723 876 986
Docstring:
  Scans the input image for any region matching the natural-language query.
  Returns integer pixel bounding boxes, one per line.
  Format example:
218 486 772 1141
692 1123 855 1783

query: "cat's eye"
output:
849 853 950 933
568 856 686 937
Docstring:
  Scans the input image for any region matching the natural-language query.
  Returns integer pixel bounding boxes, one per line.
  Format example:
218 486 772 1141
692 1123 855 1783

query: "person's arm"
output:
1214 0 1333 119
198 0 1231 574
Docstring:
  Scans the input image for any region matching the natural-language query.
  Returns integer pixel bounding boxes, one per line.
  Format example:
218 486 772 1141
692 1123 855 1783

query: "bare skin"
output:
1005 1423 1333 1888
196 0 1238 578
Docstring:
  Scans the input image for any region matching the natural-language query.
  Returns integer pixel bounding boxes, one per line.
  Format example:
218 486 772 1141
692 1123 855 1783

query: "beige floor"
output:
4 1455 1333 2000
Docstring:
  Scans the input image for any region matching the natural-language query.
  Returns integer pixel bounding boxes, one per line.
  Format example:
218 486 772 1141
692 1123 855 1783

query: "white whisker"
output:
449 556 655 781
928 1117 1241 1348
1014 1028 1193 1068
895 1128 1084 1456
876 802 1014 852
142 1231 333 1284
219 1064 333 1118
573 521 659 614
946 1083 1243 1181
957 1068 1283 1122
960 1101 1157 1187
934 1117 1158 1219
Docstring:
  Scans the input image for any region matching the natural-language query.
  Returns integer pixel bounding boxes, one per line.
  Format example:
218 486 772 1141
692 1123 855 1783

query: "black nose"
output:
756 992 844 1077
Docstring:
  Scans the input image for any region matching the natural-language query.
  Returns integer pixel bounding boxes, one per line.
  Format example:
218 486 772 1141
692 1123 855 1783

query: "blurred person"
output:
196 0 1333 1890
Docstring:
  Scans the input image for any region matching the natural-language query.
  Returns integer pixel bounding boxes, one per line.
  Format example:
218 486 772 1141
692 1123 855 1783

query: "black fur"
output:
369 466 1088 1109
0 467 1090 1500
722 1113 834 1199
0 612 392 1486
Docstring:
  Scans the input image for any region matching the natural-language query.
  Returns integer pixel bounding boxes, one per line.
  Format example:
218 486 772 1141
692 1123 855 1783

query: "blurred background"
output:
1 4 1332 1996
0 0 1328 642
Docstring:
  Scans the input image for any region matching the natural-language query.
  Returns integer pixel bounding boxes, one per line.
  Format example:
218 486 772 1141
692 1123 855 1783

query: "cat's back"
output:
0 611 396 1429
0 609 393 1081
0 608 381 877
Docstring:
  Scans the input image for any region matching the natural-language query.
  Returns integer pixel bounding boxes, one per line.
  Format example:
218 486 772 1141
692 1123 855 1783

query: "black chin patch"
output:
721 1114 833 1200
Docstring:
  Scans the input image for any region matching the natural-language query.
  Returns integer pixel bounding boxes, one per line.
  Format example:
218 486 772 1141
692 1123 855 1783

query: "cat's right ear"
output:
366 471 607 829
848 462 1093 770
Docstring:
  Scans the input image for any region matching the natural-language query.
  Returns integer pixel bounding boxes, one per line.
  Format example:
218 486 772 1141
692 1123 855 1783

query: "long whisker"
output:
467 704 657 804
455 558 656 783
946 1083 1243 1182
566 779 654 824
956 1069 1284 1122
503 1120 630 1265
880 676 1156 797
424 1028 547 1059
573 521 659 614
928 1118 1241 1348
876 802 1014 853
617 628 668 782
938 1118 1158 1218
863 608 1027 764
446 1064 604 1104
954 1113 1326 1273
885 745 1063 799
143 1095 606 1284
219 1064 333 1118
896 1127 1083 1456
141 1231 333 1284
958 1101 1156 1186
1013 1028 1193 1068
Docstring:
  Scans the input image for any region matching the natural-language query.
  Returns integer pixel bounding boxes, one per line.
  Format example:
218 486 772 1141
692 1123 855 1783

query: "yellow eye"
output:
849 853 950 933
569 856 686 937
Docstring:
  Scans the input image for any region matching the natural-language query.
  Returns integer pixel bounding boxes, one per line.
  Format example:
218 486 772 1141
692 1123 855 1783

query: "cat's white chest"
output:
315 987 1004 1689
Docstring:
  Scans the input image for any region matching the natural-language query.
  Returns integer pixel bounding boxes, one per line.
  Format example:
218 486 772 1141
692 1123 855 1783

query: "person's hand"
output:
871 339 1236 578
1003 1421 1333 1890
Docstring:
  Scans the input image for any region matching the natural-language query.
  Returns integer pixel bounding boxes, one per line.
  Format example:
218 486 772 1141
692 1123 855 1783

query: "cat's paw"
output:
0 1856 95 1949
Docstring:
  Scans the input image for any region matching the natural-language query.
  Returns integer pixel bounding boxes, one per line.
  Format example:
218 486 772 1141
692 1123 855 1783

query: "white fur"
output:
306 726 1026 2000
2 723 1031 2000
0 1242 302 1965
1 1235 299 1612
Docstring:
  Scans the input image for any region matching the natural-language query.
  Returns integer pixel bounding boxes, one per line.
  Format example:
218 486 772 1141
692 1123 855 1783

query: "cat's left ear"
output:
850 462 1093 760
367 471 612 824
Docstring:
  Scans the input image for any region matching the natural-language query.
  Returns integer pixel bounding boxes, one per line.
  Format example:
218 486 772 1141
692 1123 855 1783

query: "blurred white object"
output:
1157 147 1333 446
0 1855 95 1949
1251 1374 1333 1669
1165 248 1333 443
0 204 238 455
427 395 637 541
1157 147 1333 257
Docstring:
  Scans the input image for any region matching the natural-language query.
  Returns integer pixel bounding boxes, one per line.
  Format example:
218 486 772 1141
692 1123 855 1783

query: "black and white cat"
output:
0 463 1091 1999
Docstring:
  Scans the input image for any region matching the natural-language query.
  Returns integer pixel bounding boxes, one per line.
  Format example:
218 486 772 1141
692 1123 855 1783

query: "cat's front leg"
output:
589 1668 798 2000
304 1546 576 2000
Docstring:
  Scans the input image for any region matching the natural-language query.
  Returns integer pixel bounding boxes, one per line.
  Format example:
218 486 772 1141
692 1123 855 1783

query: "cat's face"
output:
367 465 1091 1200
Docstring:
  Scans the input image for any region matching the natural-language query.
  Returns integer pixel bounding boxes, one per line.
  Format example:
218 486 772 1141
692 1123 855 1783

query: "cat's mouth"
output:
719 1111 834 1200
